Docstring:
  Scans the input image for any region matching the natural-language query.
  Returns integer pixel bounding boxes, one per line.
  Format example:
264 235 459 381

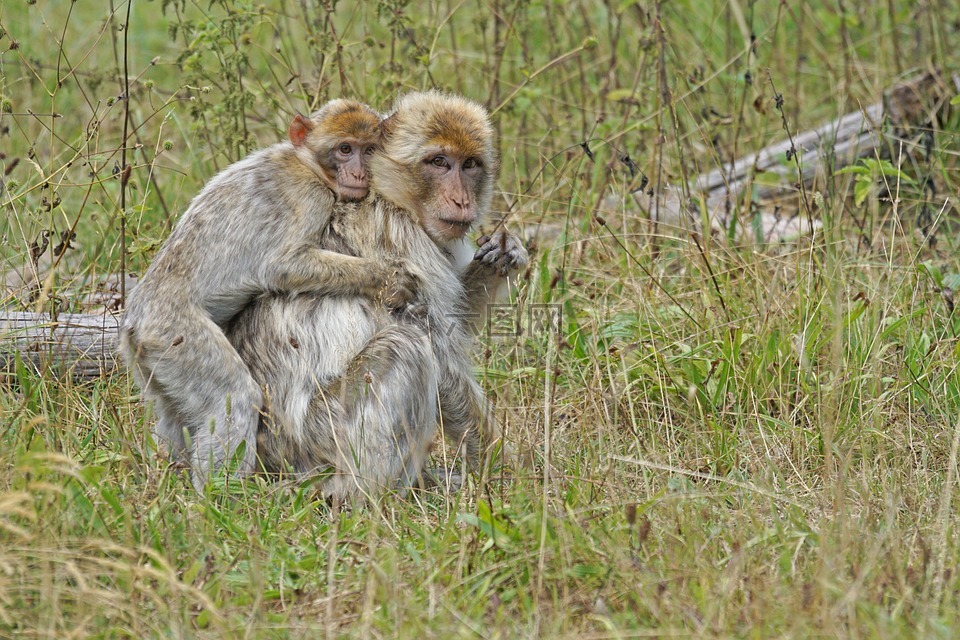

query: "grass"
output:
2 0 960 636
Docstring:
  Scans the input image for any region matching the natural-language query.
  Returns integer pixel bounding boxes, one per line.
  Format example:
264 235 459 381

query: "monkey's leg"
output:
152 394 191 465
120 330 190 465
435 349 496 467
135 315 263 490
308 325 439 502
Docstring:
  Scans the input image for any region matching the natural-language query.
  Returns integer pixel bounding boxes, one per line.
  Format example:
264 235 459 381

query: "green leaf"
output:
853 177 871 207
459 499 517 550
919 261 943 288
99 483 124 517
568 563 606 578
942 273 960 290
182 558 205 585
835 165 868 177
606 88 639 103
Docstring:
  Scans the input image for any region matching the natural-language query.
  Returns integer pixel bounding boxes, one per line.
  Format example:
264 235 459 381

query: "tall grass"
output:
1 0 959 636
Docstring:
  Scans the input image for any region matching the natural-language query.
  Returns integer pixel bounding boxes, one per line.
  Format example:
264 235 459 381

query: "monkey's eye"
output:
364 147 376 155
338 143 353 155
429 156 449 168
463 158 481 169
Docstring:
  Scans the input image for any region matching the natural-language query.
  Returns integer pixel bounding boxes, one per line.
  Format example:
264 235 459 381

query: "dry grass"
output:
1 0 960 637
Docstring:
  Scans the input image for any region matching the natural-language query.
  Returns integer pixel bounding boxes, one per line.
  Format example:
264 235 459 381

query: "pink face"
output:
288 111 380 201
333 140 376 201
420 150 484 242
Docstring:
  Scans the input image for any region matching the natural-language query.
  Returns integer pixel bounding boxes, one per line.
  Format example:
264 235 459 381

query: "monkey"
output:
120 99 418 490
226 91 528 501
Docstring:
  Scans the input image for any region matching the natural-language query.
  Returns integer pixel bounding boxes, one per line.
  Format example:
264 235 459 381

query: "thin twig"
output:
119 0 133 305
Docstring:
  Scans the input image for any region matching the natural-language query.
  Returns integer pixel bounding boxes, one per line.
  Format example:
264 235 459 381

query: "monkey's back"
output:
123 143 338 334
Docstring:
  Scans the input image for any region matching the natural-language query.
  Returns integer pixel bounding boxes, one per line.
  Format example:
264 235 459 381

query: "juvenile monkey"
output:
228 91 528 500
121 99 415 489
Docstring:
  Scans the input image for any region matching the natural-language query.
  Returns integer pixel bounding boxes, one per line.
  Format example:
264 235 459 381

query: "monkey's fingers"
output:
491 246 528 276
473 242 497 262
393 301 428 322
378 264 421 309
479 250 501 266
503 246 529 269
382 288 415 310
501 257 519 275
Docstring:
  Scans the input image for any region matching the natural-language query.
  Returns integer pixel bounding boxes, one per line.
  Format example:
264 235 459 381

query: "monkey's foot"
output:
419 466 464 493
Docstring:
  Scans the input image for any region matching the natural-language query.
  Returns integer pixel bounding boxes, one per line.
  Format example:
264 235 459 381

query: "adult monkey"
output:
227 91 528 501
122 100 416 489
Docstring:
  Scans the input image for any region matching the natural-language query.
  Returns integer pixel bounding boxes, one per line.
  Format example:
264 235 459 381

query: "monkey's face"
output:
331 139 377 201
289 100 381 201
372 91 497 246
417 148 487 243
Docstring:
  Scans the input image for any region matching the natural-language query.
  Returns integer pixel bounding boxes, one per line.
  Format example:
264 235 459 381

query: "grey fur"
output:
121 103 411 490
229 172 527 501
228 197 491 500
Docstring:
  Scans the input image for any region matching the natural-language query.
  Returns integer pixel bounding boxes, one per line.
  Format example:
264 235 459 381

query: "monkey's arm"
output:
267 248 417 308
459 231 528 329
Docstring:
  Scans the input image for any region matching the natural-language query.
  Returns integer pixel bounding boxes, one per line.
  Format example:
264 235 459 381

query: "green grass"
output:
2 0 960 636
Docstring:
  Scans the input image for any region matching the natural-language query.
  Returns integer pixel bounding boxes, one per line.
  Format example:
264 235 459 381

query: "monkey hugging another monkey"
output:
121 91 527 500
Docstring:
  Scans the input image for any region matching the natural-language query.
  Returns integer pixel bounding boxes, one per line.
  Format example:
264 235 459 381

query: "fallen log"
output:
617 71 956 243
1 311 121 379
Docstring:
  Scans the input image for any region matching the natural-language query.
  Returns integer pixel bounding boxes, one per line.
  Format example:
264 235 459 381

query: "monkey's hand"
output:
376 261 420 310
474 231 529 276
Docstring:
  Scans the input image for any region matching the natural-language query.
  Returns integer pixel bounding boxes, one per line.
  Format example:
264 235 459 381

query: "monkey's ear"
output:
379 113 398 141
289 114 314 147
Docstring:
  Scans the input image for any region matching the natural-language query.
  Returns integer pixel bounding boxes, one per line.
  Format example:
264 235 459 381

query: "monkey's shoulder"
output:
168 143 335 240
